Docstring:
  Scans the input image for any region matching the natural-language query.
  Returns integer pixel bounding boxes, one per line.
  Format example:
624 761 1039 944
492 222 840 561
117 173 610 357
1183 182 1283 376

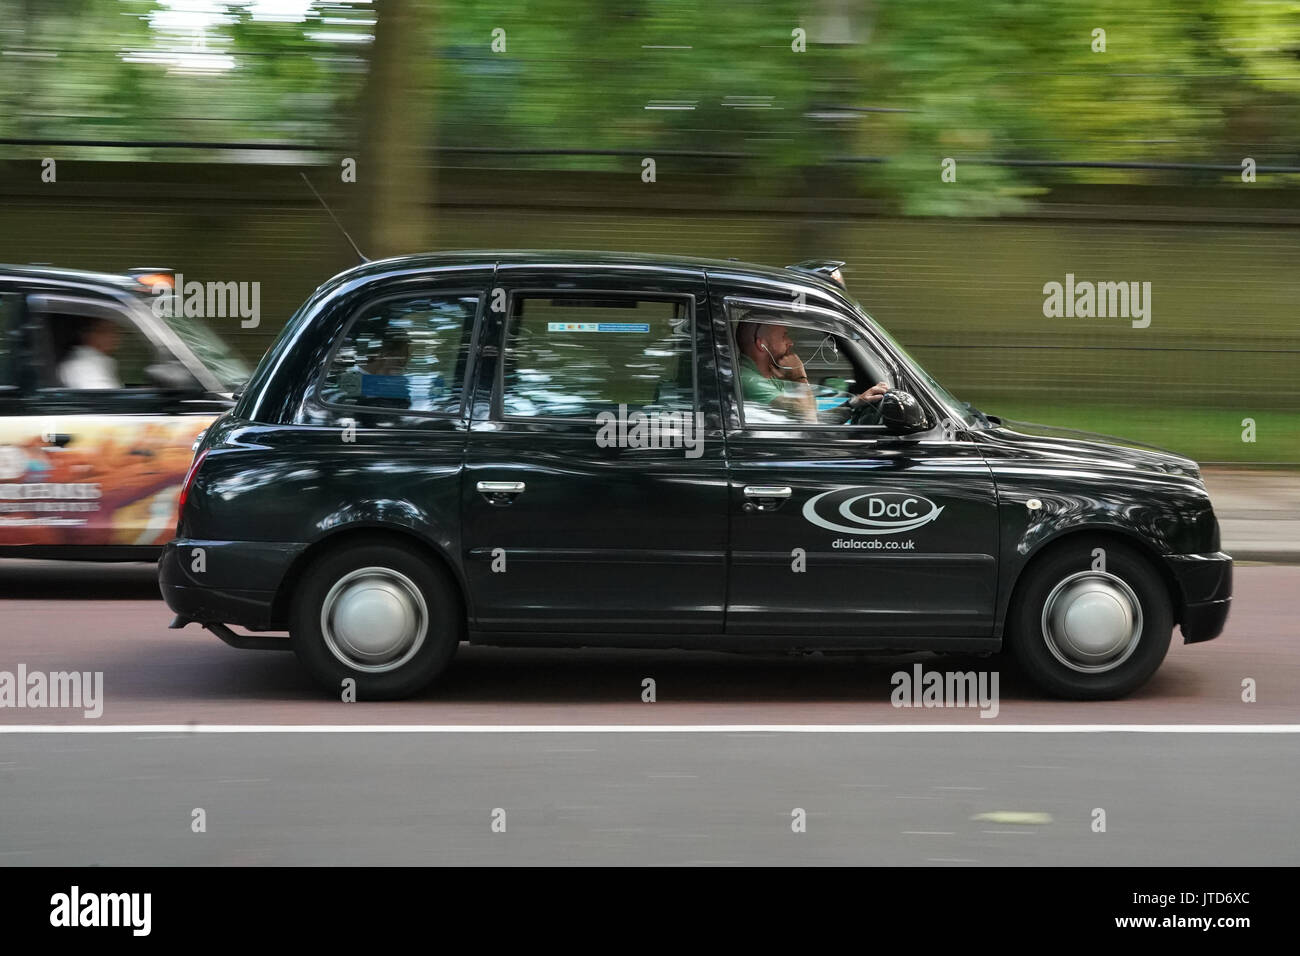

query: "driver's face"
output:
87 319 122 355
759 324 795 359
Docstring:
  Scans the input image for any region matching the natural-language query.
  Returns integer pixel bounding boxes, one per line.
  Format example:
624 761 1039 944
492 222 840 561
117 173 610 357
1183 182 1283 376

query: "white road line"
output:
0 724 1296 734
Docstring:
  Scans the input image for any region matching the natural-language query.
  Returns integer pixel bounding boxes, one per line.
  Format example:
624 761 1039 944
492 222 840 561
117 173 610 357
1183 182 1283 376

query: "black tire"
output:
289 538 462 700
1006 537 1172 700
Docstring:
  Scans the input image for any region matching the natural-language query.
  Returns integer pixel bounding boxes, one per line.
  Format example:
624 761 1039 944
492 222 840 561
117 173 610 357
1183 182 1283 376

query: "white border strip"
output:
0 724 1297 734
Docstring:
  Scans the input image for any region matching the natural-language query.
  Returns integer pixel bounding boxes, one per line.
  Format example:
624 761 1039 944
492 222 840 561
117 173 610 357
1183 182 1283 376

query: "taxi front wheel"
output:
289 539 462 700
1006 538 1172 700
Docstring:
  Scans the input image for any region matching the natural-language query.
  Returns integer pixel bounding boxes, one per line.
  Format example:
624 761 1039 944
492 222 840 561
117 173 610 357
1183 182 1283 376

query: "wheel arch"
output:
1000 527 1182 637
270 523 470 629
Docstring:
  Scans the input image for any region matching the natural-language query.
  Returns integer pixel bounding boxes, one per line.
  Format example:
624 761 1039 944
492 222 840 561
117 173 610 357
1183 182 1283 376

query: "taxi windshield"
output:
852 302 978 428
157 310 251 392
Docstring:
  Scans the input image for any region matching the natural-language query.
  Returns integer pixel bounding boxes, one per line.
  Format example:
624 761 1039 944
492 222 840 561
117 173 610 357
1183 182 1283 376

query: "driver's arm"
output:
765 352 815 423
818 382 890 425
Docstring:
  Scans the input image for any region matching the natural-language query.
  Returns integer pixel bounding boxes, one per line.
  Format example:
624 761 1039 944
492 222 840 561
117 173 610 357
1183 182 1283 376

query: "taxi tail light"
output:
178 449 209 519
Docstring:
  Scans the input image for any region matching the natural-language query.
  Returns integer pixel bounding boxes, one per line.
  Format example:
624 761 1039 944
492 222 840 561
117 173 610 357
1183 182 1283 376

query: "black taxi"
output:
0 265 247 558
159 252 1232 700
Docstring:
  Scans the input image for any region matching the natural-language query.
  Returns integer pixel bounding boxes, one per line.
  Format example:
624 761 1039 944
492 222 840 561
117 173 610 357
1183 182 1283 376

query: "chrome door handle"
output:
477 480 526 507
477 481 526 494
743 485 792 499
742 485 792 513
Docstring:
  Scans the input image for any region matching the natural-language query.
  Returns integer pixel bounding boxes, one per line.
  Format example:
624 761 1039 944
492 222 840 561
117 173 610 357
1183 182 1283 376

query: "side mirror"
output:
146 361 204 394
879 390 930 435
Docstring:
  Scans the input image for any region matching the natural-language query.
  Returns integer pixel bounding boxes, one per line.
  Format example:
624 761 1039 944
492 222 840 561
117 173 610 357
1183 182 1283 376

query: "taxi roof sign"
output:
786 259 847 288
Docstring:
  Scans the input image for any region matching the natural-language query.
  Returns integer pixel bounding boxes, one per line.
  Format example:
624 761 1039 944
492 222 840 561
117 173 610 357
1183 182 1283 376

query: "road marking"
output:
972 811 1052 825
0 724 1297 734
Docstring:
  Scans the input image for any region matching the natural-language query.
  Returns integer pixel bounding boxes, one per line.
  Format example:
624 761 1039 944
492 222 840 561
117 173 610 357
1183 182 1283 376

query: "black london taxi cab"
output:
159 251 1232 700
0 265 249 558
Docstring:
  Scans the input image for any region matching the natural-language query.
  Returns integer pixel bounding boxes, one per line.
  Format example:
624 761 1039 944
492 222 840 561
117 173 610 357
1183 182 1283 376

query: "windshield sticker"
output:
546 322 650 333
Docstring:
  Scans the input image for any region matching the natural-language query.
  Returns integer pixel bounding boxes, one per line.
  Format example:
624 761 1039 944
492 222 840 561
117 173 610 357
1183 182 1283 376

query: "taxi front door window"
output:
732 313 890 427
35 304 160 395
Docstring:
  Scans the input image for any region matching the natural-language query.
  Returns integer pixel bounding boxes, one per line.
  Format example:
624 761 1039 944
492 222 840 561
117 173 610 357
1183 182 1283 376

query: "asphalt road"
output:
0 733 1294 865
0 561 1294 725
1 561 1294 865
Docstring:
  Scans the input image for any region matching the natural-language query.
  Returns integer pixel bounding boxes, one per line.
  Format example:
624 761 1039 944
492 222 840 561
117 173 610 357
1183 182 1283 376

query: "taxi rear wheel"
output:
1006 538 1172 700
289 539 461 700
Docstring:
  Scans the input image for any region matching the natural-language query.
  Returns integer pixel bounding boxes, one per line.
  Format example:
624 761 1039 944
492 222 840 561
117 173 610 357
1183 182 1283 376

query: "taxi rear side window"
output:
319 293 479 416
499 293 694 419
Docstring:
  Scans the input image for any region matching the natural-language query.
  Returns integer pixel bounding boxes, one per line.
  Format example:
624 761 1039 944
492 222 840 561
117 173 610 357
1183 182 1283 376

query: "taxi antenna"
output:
300 171 369 264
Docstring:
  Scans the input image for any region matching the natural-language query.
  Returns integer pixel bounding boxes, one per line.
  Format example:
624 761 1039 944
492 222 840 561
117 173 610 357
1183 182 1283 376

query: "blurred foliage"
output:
2 1 1300 213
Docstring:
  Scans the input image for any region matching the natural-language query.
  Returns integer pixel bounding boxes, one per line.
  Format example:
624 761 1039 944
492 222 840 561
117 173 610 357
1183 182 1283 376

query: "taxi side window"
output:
319 293 478 415
728 302 894 428
500 294 693 419
32 299 158 391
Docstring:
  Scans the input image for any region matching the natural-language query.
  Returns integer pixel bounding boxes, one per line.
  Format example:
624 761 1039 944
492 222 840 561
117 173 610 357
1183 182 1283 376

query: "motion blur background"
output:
0 0 1296 463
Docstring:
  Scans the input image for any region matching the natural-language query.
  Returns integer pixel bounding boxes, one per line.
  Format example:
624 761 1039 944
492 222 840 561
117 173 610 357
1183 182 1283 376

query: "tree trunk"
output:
357 0 435 259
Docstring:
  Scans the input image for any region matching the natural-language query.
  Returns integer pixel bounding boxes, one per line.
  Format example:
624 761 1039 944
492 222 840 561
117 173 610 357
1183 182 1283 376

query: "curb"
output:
1225 550 1300 565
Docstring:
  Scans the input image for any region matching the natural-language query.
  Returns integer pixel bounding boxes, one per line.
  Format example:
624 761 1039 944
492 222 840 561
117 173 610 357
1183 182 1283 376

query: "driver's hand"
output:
857 382 889 402
779 353 809 383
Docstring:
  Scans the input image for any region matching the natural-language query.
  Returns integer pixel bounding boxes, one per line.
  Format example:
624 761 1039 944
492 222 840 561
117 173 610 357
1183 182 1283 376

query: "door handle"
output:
743 486 792 499
742 485 792 513
477 480 526 506
477 481 526 494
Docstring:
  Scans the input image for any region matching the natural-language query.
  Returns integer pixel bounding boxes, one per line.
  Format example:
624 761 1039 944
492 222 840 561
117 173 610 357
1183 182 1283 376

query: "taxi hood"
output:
973 420 1203 483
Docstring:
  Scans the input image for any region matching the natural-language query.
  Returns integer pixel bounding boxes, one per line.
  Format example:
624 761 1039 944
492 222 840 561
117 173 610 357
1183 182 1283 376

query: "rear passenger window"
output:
320 293 478 415
500 294 694 419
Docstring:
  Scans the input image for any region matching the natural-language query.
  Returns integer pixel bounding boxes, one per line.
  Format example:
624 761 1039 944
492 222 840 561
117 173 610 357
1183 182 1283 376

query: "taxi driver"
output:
735 313 888 424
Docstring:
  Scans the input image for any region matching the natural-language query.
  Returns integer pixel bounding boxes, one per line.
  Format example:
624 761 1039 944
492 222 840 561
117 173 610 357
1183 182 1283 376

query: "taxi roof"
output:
325 250 849 296
0 263 145 293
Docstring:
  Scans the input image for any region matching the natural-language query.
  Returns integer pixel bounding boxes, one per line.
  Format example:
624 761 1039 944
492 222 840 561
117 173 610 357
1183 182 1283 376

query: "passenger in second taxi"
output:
58 316 123 390
735 314 889 424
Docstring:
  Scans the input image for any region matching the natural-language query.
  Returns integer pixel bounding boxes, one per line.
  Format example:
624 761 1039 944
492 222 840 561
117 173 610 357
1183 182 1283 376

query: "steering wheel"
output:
850 395 884 426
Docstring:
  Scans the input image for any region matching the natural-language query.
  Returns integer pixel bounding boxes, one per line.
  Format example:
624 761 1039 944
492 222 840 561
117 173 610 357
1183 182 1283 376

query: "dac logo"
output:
802 488 943 535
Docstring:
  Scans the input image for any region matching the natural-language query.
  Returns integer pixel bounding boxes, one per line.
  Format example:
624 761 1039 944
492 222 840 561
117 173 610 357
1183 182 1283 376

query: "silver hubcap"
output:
1040 570 1143 673
320 566 427 673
